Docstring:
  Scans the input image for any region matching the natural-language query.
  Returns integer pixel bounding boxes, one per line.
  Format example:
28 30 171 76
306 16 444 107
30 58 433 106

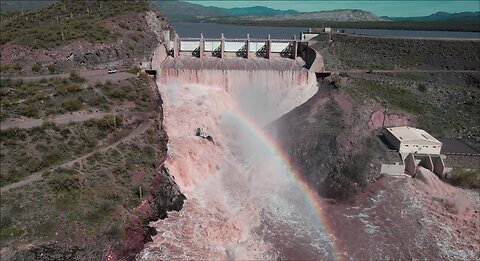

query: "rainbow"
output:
227 107 343 260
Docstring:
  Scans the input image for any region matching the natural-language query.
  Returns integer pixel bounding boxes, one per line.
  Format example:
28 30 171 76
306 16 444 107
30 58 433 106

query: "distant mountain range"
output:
1 0 478 24
229 9 383 22
226 6 298 16
152 0 299 20
383 11 480 22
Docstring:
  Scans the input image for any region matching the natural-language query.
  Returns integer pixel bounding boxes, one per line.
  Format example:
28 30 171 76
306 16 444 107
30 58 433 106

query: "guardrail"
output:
179 37 294 42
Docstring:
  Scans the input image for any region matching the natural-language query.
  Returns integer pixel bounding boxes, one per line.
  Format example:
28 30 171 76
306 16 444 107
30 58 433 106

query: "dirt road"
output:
0 109 146 130
7 69 135 85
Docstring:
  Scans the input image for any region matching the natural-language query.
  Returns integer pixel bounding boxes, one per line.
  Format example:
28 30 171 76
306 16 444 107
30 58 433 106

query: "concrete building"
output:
300 31 319 42
385 126 442 154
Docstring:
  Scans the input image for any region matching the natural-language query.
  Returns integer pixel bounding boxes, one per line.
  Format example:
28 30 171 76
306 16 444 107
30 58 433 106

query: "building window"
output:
433 146 436 148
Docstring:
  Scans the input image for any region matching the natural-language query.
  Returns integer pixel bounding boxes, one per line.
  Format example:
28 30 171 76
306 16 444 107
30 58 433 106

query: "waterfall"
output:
138 62 335 260
159 68 317 125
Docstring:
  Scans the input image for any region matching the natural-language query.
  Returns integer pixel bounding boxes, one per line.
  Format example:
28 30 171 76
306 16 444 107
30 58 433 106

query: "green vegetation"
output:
417 83 428 93
0 0 149 49
329 34 480 71
0 116 127 186
0 65 10 73
0 118 166 251
47 64 56 74
0 73 152 120
128 66 142 74
347 75 480 139
96 73 153 110
446 168 480 189
325 135 379 200
0 77 86 120
325 97 346 129
350 79 423 114
12 63 22 71
31 63 41 73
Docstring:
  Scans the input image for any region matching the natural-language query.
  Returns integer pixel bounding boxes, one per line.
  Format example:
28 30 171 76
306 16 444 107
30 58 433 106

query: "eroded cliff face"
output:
106 166 186 261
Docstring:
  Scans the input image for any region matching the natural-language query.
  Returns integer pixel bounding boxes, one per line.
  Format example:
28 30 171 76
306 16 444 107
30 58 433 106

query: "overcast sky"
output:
185 1 480 17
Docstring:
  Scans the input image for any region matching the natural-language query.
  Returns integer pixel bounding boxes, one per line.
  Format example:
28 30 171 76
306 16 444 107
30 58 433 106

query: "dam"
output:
171 34 298 59
138 31 333 260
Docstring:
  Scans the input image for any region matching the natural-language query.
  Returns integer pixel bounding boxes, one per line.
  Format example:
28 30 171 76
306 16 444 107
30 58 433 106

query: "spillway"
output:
138 57 337 260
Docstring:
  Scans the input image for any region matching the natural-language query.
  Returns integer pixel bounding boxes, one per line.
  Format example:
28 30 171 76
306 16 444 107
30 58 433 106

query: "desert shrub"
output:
96 115 124 130
12 63 22 71
41 150 65 168
25 157 42 173
1 128 27 141
20 104 39 117
49 168 81 192
447 169 480 189
69 71 86 83
105 87 128 100
47 64 56 74
130 34 139 42
418 83 428 92
59 128 71 138
31 63 41 73
62 97 83 111
138 71 149 81
324 136 377 201
106 223 123 240
128 66 141 74
0 65 10 72
89 94 109 108
26 93 47 103
0 170 20 186
119 22 129 30
102 187 123 201
55 82 82 95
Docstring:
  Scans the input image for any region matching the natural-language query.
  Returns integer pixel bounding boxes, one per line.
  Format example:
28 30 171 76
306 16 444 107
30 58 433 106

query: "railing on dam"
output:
169 34 299 59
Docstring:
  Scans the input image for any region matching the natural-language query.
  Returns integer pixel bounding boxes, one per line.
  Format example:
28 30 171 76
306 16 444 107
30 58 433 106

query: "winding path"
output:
8 69 136 85
0 109 145 130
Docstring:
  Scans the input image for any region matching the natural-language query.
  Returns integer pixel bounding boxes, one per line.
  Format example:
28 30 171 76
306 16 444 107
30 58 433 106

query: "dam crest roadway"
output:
172 33 299 60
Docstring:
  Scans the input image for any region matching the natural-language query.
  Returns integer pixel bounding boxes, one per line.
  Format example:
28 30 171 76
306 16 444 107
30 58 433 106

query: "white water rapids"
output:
137 68 337 260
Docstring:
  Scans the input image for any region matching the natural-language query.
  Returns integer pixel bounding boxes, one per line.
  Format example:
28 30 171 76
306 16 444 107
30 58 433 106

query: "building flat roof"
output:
386 126 442 145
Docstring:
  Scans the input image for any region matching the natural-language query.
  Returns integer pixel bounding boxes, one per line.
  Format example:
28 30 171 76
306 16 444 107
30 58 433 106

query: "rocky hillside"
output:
0 0 173 76
273 84 386 200
0 1 187 261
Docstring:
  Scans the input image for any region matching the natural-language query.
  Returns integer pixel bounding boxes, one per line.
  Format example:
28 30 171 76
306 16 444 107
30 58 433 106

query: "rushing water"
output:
136 61 342 259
